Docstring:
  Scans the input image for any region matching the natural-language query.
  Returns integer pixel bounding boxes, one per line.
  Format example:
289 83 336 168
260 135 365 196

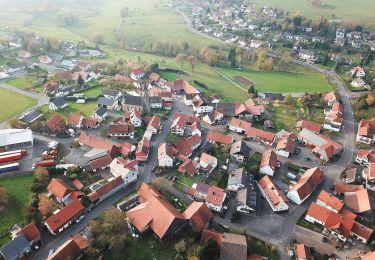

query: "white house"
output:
287 167 324 205
259 150 278 176
199 153 217 174
109 158 138 185
226 168 245 192
276 137 295 158
258 175 289 212
158 143 175 167
49 97 68 111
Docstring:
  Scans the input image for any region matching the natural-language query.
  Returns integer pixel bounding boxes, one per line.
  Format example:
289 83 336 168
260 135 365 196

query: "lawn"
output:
81 86 103 98
121 6 220 49
174 172 204 192
253 0 375 30
6 77 33 89
160 71 180 81
216 67 333 93
271 101 325 131
40 101 97 120
0 175 34 246
0 88 37 123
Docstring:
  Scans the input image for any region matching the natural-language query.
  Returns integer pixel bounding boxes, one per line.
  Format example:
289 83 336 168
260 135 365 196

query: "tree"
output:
199 239 220 260
0 187 8 210
281 52 292 64
38 193 57 219
200 47 212 65
120 6 129 17
231 210 241 223
77 74 84 86
235 47 242 67
256 48 267 69
34 167 49 186
285 94 293 105
228 48 236 67
176 53 187 68
366 96 375 106
322 54 329 66
89 208 129 252
187 56 198 72
92 34 104 45
175 239 187 254
248 85 255 95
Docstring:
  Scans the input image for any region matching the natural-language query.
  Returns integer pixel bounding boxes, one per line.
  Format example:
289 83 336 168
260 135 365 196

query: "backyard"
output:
40 101 98 120
217 67 334 93
81 86 103 98
0 88 37 123
0 175 34 246
253 0 375 31
6 77 34 89
270 100 325 132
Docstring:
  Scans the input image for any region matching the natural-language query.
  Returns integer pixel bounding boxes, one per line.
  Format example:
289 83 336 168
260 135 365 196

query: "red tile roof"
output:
276 137 296 153
86 155 112 171
206 131 233 145
127 183 186 239
178 159 199 176
317 190 343 212
201 229 223 247
183 202 213 231
45 114 66 133
68 113 82 126
20 223 41 242
246 127 275 142
88 176 124 202
295 244 312 260
47 234 89 260
45 200 85 233
357 149 375 163
289 167 324 201
229 118 252 132
48 178 74 200
206 185 225 206
344 189 371 213
334 181 364 194
108 123 135 134
258 175 288 208
296 120 321 133
260 150 278 170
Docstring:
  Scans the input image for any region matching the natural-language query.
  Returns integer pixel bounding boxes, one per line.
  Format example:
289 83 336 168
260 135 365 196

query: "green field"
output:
253 0 375 30
0 88 37 123
6 77 33 89
0 0 220 49
216 67 333 93
81 86 103 98
0 175 34 246
41 101 97 119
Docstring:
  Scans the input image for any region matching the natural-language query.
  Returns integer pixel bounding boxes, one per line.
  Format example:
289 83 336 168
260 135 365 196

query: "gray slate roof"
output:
51 97 67 108
97 97 116 106
123 95 143 106
0 234 30 260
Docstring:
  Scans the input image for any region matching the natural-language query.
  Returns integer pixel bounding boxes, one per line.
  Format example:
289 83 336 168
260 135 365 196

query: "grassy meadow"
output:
253 0 375 30
0 88 37 122
40 101 98 120
0 175 34 246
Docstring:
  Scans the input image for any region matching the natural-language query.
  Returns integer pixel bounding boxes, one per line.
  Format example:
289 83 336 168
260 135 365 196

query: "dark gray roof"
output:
216 102 236 117
0 234 30 260
94 107 108 117
97 97 116 106
123 95 143 106
51 97 67 108
19 110 43 124
149 96 162 103
103 89 119 97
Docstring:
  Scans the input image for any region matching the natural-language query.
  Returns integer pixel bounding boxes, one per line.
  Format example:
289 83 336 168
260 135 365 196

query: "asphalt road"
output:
32 184 136 260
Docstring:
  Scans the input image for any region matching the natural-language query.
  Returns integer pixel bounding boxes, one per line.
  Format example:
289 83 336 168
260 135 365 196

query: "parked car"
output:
304 157 311 161
294 148 301 155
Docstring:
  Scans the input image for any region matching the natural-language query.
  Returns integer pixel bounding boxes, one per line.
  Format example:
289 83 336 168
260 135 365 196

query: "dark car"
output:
294 148 301 155
304 157 311 161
